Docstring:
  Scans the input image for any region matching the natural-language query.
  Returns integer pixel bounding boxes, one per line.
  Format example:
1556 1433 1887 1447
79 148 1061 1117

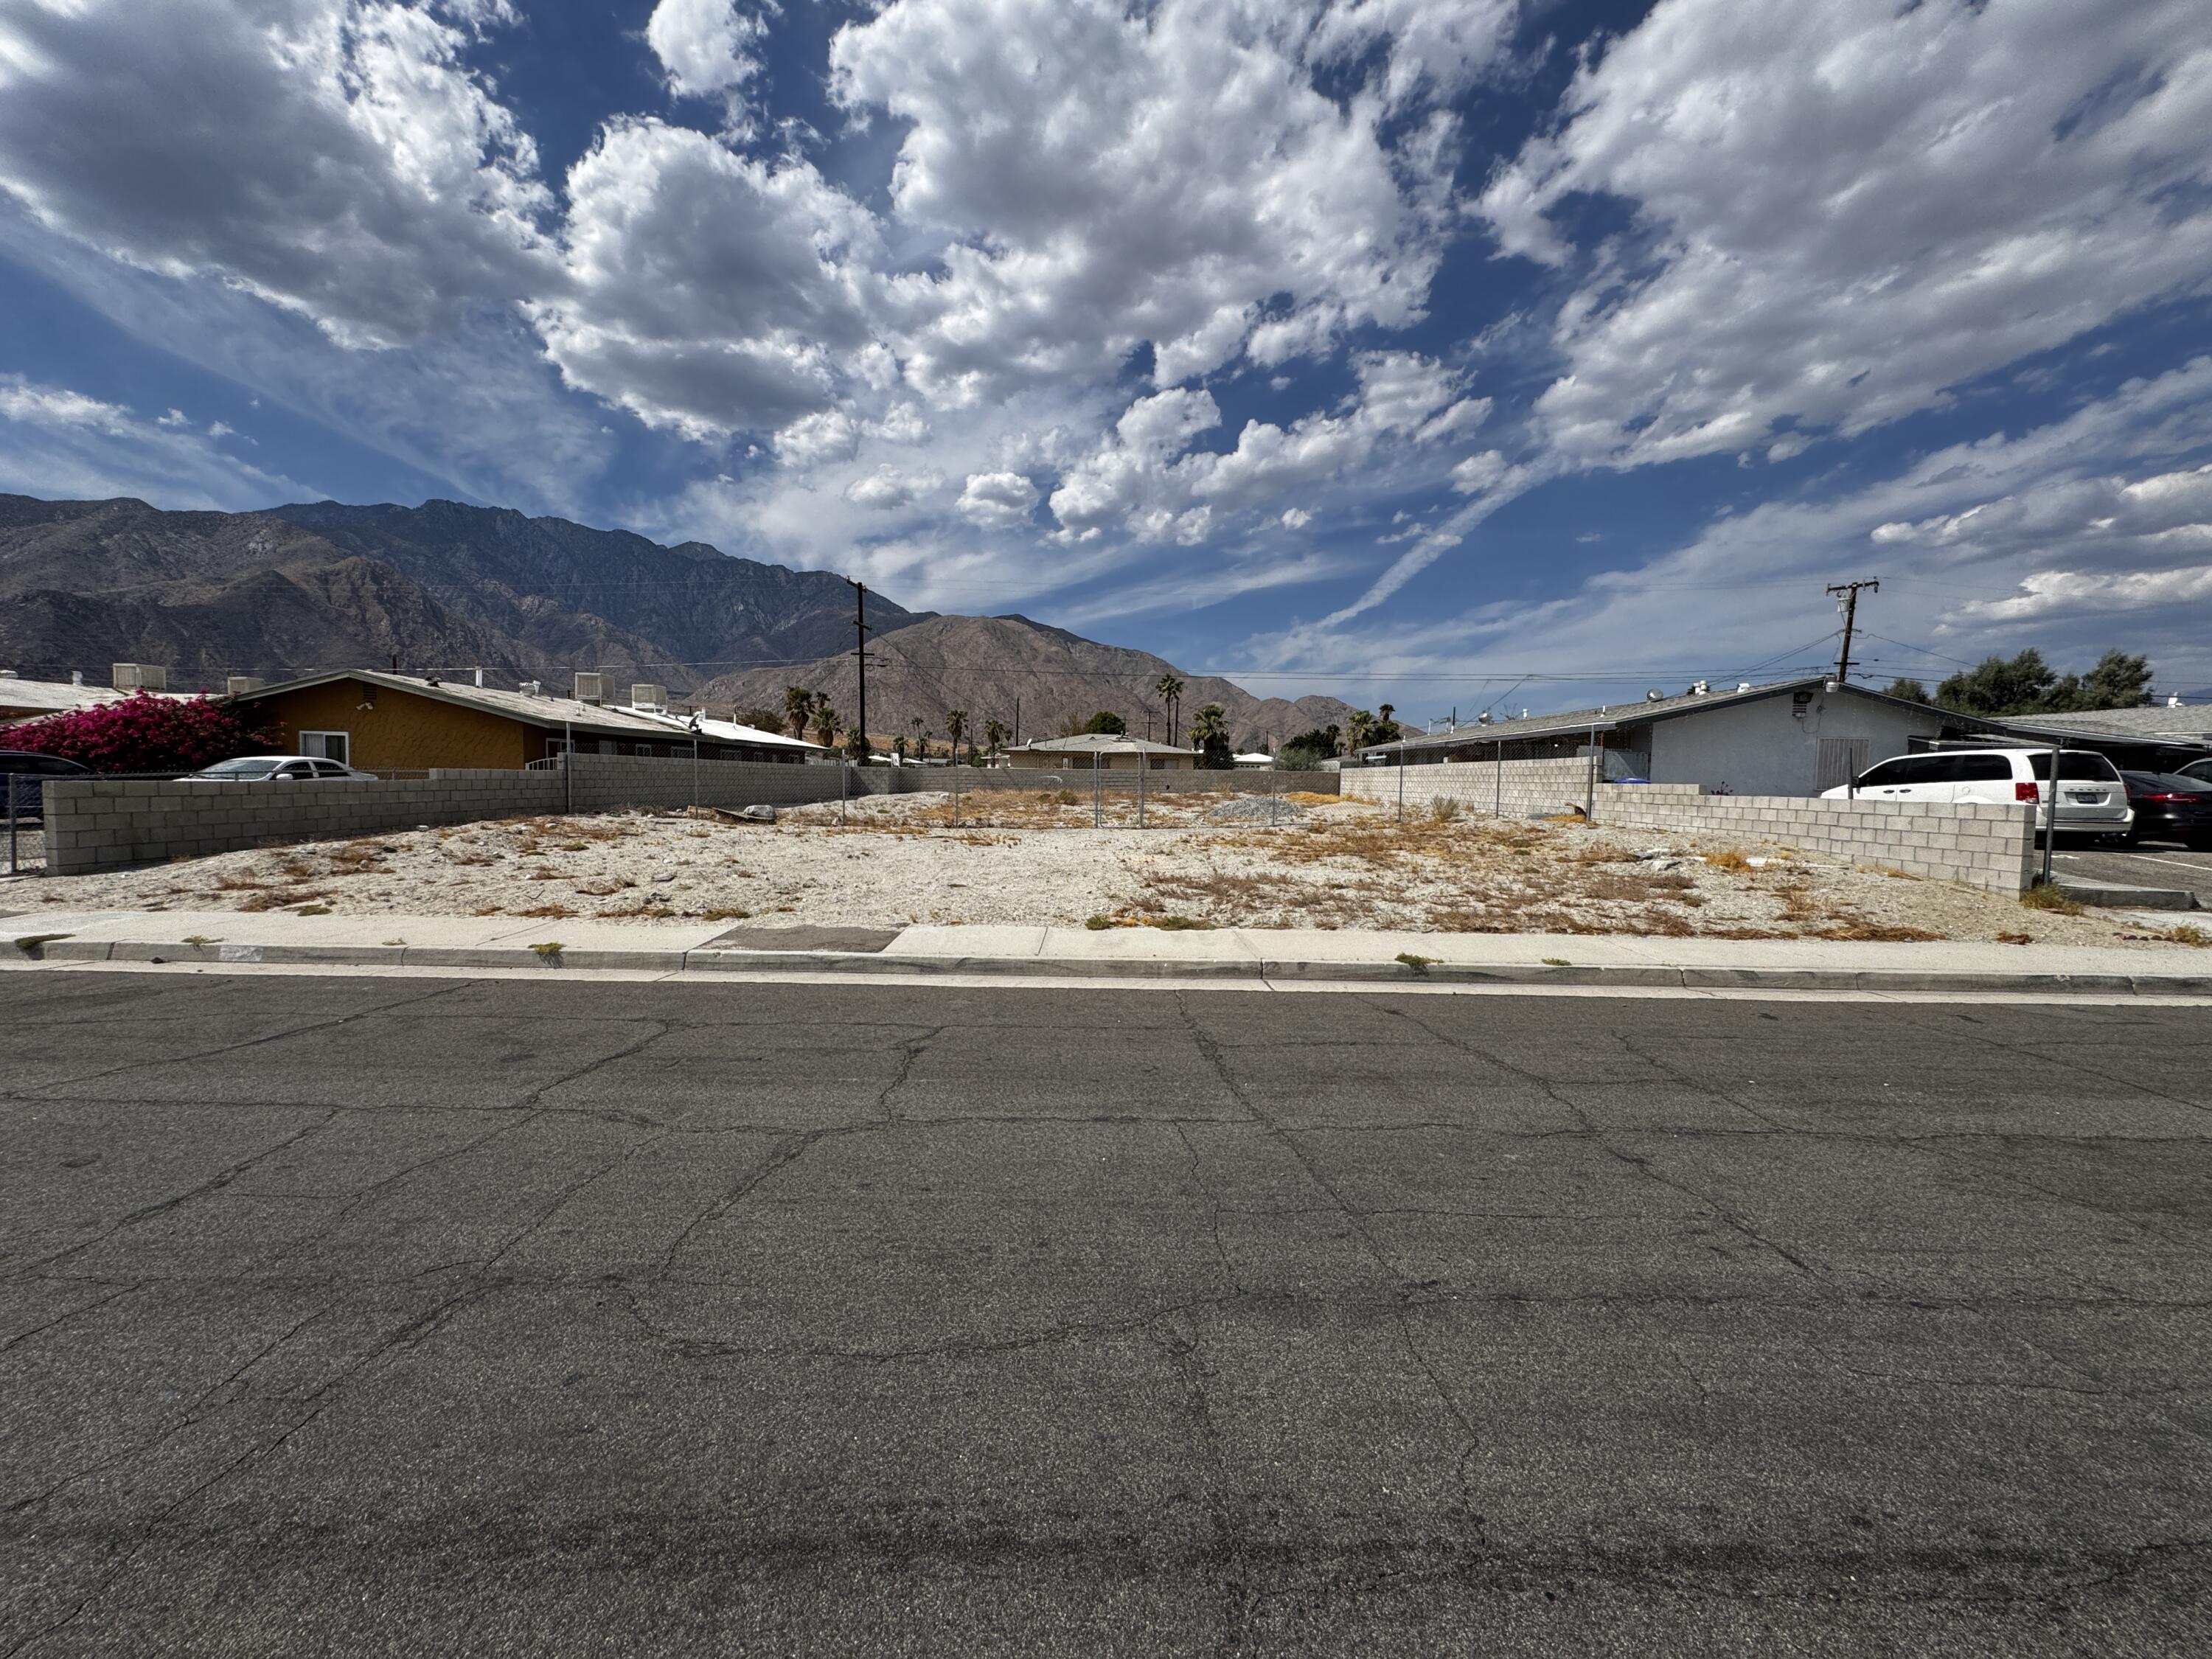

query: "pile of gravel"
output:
1203 795 1310 825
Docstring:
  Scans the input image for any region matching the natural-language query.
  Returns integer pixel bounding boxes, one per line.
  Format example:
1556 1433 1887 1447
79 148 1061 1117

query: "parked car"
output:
1822 747 2133 840
1 751 91 823
2117 772 2212 847
2176 757 2212 789
181 756 378 782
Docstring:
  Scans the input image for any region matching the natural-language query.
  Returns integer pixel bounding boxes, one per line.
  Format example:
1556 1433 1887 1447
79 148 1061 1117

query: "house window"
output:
299 731 349 765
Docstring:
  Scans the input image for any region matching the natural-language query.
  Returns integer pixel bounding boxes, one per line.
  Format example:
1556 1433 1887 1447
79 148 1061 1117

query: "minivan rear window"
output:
2028 751 2121 781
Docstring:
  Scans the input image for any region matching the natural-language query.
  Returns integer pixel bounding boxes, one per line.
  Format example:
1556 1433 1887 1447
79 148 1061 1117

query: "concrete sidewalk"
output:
4 908 2209 995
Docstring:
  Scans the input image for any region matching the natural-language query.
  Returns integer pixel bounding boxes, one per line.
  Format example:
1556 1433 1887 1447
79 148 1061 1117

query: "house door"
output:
1816 737 1866 793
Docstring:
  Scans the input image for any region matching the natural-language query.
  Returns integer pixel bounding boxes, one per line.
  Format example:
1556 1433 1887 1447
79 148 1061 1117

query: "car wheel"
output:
2105 829 2139 848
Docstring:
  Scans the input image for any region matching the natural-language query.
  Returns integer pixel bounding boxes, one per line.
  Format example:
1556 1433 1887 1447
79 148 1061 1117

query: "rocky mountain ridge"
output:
0 493 1350 749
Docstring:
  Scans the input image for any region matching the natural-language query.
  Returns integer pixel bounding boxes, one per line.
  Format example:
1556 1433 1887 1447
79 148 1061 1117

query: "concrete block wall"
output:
905 766 1338 796
1340 758 1596 818
42 771 565 874
563 755 885 811
41 757 1343 873
1596 785 2037 894
1342 760 2037 893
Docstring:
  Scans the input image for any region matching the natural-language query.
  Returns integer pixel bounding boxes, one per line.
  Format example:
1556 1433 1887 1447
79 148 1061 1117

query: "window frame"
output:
299 730 350 766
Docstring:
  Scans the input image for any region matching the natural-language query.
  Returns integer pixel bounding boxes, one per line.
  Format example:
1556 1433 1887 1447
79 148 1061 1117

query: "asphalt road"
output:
4 974 2209 1656
2053 841 2212 907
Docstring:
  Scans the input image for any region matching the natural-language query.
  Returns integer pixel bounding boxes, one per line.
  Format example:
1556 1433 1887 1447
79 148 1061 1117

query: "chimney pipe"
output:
474 667 485 688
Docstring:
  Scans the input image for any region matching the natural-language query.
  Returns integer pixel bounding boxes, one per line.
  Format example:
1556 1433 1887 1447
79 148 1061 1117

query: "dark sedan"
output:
2 750 91 824
2118 771 2212 847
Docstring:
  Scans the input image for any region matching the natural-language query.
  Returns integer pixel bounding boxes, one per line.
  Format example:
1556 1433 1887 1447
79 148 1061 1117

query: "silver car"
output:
183 756 378 782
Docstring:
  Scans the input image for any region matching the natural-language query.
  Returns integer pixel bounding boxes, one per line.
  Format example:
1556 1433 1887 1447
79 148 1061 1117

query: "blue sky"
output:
3 0 2210 719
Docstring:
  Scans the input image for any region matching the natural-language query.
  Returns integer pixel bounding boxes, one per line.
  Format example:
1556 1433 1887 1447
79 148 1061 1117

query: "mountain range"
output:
0 495 1349 748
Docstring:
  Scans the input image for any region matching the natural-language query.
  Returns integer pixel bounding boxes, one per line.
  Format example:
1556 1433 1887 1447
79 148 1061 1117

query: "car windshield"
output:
198 757 283 776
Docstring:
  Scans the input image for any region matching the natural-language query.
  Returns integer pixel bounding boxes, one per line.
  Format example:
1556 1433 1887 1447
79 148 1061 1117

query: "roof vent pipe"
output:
474 667 485 688
71 670 83 686
1646 689 1663 703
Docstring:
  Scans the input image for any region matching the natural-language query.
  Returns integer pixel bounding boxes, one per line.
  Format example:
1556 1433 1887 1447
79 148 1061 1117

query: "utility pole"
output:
1826 579 1879 683
848 577 872 762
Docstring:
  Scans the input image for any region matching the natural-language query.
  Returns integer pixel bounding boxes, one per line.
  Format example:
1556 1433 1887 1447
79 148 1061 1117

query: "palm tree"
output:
908 715 926 759
783 685 815 741
1347 709 1374 751
983 717 1009 757
945 709 967 756
1189 701 1230 768
1154 674 1184 746
812 703 841 748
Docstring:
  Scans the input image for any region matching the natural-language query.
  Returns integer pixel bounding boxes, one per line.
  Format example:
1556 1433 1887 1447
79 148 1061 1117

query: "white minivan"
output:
1823 748 2134 841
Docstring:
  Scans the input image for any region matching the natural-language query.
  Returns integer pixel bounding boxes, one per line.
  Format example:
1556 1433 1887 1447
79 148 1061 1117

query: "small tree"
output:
1347 709 1374 751
1281 723 1343 759
783 685 815 740
844 728 869 762
812 703 841 748
1372 702 1401 745
1883 678 1930 704
1079 710 1126 735
4 692 277 773
735 705 787 734
1190 703 1232 769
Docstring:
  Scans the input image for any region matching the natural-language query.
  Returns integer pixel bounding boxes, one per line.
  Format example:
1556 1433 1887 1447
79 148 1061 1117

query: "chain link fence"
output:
874 765 1338 832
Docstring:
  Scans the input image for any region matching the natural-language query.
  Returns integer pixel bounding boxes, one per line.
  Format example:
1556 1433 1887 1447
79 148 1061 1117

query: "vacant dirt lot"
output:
18 787 2205 950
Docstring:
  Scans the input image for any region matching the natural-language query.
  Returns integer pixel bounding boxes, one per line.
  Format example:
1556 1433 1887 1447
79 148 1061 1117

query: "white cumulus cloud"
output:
1482 0 2212 467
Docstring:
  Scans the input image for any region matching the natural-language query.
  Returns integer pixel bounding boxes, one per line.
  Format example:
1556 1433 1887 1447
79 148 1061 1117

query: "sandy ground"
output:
14 787 2205 951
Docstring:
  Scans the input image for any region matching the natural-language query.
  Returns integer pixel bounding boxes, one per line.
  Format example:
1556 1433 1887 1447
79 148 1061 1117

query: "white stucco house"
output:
1356 675 2005 796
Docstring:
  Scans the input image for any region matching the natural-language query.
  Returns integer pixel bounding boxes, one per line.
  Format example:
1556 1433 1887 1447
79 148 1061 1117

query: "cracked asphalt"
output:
4 973 2210 1656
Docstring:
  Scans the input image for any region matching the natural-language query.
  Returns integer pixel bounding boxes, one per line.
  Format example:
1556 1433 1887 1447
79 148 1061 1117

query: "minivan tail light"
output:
2014 782 2040 802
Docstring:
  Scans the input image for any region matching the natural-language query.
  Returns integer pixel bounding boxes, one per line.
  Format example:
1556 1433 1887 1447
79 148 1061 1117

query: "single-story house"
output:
1987 701 2212 773
1004 734 1200 771
223 669 820 771
1357 675 2005 796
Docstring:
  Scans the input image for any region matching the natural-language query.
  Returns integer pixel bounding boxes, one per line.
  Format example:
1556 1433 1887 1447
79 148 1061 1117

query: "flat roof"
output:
1008 734 1197 755
0 676 174 717
1993 705 2212 744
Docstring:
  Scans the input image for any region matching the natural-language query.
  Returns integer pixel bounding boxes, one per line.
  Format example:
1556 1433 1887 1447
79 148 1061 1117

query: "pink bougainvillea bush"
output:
4 692 279 773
